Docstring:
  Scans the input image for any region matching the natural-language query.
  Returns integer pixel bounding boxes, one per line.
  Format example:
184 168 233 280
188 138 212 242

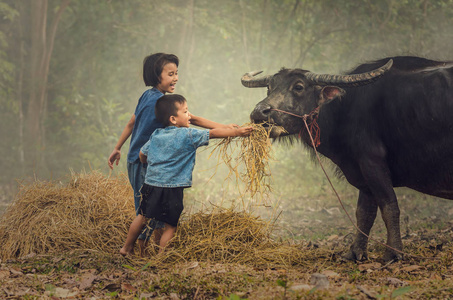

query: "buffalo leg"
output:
358 157 403 262
343 190 378 261
376 196 403 262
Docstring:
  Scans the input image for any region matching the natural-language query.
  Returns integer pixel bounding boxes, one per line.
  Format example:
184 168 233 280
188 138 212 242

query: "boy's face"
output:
156 63 178 94
170 101 191 128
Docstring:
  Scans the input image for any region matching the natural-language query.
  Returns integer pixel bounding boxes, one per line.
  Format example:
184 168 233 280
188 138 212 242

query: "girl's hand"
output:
108 149 121 169
225 123 239 129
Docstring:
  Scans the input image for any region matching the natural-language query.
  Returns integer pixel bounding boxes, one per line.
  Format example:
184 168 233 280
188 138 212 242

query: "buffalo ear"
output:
318 86 345 106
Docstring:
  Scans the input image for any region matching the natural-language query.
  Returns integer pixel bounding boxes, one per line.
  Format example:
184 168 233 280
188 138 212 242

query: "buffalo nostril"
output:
251 103 272 121
262 108 271 115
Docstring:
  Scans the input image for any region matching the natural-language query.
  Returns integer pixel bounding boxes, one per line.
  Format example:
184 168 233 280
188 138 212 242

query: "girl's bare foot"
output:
120 246 133 256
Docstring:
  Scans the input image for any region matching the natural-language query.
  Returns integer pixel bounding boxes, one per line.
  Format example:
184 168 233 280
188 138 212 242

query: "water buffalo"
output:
243 56 453 262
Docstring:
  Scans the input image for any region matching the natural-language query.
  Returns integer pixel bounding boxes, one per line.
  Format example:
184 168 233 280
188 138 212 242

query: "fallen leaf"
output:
321 270 340 278
291 284 312 291
9 268 23 277
140 292 157 298
357 285 376 299
0 270 10 280
121 283 137 292
358 262 381 272
103 283 121 292
310 273 329 289
401 265 422 272
387 277 407 287
53 287 78 298
79 273 96 290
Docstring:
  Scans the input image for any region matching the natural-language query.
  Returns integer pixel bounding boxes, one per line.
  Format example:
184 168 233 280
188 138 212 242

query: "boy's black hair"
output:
143 53 179 87
155 94 187 126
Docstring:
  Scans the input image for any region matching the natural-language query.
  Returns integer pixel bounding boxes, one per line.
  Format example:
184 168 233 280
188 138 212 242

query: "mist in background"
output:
1 0 453 231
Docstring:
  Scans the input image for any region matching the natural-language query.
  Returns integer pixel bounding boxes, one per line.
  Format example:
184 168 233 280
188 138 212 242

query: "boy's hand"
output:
236 126 253 137
108 149 121 169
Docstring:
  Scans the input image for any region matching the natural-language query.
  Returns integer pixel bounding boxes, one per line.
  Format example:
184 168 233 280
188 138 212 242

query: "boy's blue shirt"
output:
141 126 210 187
127 88 164 163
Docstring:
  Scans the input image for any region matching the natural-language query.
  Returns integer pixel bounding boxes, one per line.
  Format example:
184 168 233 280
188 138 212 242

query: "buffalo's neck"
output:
308 102 343 163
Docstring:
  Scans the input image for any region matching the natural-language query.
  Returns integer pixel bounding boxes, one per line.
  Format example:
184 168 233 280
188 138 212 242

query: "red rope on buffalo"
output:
301 107 320 147
269 107 321 147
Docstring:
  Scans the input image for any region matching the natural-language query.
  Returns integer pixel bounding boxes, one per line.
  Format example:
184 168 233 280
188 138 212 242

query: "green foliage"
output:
391 286 413 298
106 291 119 297
336 295 356 300
44 284 56 295
224 294 248 300
0 0 452 188
374 285 414 299
276 278 288 288
122 264 137 271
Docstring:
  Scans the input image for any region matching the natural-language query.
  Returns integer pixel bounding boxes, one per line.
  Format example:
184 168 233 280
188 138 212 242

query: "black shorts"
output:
139 183 184 227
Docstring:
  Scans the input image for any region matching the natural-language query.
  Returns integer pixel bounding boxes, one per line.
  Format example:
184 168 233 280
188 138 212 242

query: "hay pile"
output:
160 208 312 267
211 123 274 202
0 171 134 260
0 171 312 268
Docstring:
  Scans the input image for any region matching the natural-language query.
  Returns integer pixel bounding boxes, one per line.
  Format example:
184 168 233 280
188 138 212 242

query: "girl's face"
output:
156 63 178 94
170 101 191 128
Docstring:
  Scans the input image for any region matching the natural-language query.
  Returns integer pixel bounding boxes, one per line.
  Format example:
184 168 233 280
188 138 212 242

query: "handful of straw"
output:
210 122 274 203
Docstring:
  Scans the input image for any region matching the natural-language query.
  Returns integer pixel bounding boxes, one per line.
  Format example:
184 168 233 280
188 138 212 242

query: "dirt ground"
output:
0 230 452 299
1 205 453 299
1 178 453 299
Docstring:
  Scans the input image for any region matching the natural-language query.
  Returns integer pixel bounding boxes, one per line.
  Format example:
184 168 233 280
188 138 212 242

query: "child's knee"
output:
164 223 176 233
138 215 148 225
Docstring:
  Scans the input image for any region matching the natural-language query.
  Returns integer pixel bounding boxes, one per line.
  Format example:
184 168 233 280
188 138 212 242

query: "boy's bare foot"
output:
120 247 133 256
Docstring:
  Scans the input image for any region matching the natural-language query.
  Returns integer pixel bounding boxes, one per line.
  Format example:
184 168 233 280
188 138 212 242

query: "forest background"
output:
1 0 453 230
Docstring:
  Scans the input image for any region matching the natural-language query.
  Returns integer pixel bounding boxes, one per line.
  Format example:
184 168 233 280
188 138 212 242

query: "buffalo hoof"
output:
382 249 403 263
342 246 368 262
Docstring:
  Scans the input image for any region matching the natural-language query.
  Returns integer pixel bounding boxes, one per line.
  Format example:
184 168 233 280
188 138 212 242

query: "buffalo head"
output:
243 60 393 138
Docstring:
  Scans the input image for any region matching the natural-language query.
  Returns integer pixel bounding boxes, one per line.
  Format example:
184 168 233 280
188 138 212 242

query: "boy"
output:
120 94 252 256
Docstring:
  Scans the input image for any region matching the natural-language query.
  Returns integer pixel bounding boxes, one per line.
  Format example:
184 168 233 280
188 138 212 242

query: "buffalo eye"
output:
293 83 304 92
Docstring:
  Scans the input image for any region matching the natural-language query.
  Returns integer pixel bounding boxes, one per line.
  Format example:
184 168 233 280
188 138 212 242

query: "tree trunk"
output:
24 0 70 170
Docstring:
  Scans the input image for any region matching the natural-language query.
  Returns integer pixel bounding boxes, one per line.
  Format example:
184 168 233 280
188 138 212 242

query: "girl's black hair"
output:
143 53 179 87
155 94 187 126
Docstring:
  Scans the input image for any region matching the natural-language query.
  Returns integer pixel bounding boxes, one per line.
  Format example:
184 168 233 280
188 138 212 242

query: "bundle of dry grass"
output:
210 123 274 203
149 207 314 268
0 171 134 260
0 171 313 269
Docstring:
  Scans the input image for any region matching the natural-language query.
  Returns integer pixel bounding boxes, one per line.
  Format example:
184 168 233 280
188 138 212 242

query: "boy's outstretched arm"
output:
189 113 237 129
108 114 136 169
209 126 253 139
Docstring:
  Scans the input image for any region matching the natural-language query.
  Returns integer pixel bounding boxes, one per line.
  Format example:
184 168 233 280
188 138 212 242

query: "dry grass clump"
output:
153 207 313 268
0 171 134 260
0 171 313 269
211 123 274 203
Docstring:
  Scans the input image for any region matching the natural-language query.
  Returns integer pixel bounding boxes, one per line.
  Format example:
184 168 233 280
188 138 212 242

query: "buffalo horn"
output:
305 59 393 87
241 71 272 88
